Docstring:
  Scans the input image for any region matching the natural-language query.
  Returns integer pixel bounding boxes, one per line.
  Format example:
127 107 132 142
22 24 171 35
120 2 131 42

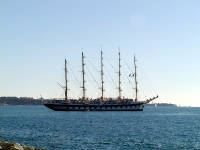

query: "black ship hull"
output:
44 103 144 111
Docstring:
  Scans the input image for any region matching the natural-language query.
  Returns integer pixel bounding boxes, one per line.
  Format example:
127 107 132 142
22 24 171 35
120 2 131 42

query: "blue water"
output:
0 106 200 150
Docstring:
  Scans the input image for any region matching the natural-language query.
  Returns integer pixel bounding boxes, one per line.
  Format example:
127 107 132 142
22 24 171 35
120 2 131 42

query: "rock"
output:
0 141 14 149
10 143 24 150
23 146 36 150
24 146 45 150
0 140 43 150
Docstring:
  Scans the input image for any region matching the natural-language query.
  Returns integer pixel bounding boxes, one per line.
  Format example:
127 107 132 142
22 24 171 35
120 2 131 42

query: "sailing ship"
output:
44 51 158 111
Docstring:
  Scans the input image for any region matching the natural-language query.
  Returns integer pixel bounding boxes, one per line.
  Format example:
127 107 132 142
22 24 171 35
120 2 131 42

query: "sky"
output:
1 0 200 106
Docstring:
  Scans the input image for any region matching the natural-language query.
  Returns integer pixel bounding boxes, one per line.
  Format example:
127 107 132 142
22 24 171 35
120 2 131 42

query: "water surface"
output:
0 106 200 150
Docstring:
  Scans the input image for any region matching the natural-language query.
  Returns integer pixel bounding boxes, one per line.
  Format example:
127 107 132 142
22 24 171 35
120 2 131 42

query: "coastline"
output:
0 139 44 150
0 96 176 107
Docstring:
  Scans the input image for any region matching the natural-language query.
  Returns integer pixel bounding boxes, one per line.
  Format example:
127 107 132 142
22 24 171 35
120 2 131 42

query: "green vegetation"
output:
0 97 51 105
0 97 176 106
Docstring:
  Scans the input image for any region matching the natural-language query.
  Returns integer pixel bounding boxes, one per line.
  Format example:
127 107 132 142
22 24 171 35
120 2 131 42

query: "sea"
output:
0 105 200 150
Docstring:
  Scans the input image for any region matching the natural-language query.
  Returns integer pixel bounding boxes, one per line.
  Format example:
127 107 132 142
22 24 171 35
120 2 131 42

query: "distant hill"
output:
0 97 51 105
0 97 176 106
145 103 177 107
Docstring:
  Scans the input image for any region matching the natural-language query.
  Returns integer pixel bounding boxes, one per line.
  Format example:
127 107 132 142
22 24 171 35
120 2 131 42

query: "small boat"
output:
44 51 158 111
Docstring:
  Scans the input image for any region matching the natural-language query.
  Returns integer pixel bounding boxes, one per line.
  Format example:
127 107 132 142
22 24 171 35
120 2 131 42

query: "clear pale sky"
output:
1 0 200 106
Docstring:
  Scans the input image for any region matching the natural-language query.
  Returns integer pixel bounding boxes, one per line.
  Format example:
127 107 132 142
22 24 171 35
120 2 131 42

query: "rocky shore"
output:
0 140 44 150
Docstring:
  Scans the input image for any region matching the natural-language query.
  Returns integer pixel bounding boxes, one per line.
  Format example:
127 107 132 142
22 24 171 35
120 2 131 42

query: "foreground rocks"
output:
0 140 44 150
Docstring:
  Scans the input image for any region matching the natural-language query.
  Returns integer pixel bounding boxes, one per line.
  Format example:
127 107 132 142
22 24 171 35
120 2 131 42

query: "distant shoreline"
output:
0 96 52 105
0 96 176 107
145 103 177 107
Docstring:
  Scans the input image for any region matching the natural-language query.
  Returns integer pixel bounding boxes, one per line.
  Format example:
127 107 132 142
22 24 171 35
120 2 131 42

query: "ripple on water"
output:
1 106 200 149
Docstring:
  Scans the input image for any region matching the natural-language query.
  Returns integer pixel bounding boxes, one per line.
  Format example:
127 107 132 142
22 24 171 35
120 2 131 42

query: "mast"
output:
100 51 104 100
64 59 68 101
81 52 86 101
118 50 122 99
134 55 138 102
